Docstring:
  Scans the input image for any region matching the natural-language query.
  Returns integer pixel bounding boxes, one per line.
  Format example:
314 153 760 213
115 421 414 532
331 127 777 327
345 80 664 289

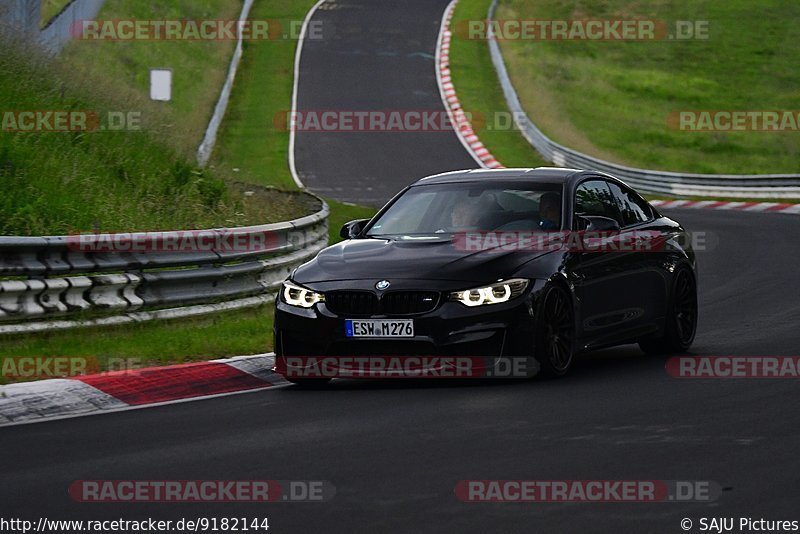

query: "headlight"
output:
281 280 324 308
449 279 529 307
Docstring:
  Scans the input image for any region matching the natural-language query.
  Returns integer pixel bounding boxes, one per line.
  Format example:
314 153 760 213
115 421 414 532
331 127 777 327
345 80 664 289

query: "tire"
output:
534 284 576 377
639 267 698 355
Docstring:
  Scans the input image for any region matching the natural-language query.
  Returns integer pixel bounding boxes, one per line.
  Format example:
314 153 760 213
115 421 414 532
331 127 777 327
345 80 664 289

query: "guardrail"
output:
0 193 328 334
486 0 800 199
196 0 254 167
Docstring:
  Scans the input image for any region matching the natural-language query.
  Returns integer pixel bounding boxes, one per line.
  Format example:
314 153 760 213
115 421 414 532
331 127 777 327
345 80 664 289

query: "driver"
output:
538 192 561 230
450 198 481 229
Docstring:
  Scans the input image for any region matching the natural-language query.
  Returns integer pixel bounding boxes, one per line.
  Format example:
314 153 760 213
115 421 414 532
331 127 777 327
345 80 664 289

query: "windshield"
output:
366 182 564 237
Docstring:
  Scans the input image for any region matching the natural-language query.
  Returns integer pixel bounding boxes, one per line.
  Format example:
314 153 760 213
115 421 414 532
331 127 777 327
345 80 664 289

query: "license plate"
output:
345 319 414 338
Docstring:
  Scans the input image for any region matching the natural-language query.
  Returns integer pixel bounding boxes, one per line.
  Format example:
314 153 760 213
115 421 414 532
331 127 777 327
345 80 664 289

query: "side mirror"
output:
339 219 370 239
580 215 620 233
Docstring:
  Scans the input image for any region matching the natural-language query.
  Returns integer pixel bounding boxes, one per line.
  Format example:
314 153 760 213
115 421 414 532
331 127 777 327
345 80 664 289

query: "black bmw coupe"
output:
274 168 697 382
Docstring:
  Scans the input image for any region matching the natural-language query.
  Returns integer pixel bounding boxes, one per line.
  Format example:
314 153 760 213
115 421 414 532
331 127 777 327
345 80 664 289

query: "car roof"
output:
412 167 584 186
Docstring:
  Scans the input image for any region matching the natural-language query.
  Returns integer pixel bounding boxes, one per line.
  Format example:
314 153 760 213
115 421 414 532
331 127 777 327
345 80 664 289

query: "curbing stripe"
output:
435 0 492 168
212 354 288 385
0 354 282 427
77 361 274 406
650 199 800 215
0 379 126 426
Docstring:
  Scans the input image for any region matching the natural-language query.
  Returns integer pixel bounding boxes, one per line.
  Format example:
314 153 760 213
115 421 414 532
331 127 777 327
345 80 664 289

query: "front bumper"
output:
273 280 544 379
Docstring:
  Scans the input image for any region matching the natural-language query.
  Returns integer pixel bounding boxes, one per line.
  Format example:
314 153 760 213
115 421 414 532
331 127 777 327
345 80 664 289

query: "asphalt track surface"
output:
3 2 799 533
293 0 476 206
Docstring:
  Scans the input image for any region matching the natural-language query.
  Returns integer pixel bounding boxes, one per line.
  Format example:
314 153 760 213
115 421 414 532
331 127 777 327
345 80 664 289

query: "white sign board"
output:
149 69 172 101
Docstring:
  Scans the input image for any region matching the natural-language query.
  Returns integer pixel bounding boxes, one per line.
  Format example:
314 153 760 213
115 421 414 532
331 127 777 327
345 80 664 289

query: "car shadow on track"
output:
276 345 694 391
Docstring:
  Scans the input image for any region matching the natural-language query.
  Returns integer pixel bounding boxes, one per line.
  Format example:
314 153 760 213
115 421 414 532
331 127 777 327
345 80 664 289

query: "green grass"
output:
40 0 71 28
1 0 312 236
325 199 376 243
0 48 308 235
0 303 275 384
59 0 243 151
488 0 800 174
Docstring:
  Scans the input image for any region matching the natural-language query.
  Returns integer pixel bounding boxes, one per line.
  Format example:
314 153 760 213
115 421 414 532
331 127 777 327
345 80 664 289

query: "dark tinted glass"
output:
607 182 652 226
574 180 619 228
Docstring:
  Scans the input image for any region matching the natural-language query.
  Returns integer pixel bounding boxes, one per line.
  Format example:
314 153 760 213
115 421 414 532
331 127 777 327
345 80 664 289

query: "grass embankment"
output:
460 0 800 174
2 0 311 235
59 0 243 150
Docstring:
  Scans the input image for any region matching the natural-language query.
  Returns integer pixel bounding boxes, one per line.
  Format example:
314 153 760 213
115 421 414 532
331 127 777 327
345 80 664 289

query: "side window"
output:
574 180 619 229
607 182 653 227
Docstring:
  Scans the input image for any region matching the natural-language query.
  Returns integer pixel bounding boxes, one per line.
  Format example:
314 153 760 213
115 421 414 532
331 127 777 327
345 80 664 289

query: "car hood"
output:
293 236 555 284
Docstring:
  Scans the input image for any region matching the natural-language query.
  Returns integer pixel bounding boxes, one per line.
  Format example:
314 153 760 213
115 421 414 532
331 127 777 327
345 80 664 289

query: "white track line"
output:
289 0 330 189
